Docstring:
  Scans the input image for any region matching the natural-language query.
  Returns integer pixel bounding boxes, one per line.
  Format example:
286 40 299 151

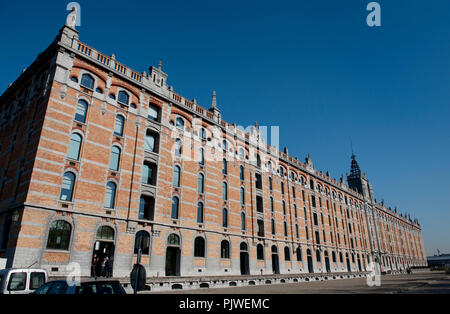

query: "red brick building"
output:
0 17 427 279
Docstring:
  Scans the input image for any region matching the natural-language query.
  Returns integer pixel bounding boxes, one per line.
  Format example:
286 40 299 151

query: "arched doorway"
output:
346 253 351 273
306 249 314 274
165 234 181 277
357 254 362 272
240 242 250 275
271 246 280 275
324 251 331 273
91 226 116 278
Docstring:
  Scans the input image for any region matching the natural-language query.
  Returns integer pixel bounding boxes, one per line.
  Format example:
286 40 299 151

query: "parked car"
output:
33 280 127 295
0 269 48 295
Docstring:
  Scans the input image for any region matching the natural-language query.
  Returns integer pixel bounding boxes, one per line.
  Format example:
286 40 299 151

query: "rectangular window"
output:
255 173 262 190
257 220 265 237
8 272 27 292
148 105 159 122
30 272 46 290
256 196 264 213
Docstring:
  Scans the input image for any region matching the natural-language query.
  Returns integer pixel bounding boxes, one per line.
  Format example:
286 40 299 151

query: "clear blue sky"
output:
0 0 449 256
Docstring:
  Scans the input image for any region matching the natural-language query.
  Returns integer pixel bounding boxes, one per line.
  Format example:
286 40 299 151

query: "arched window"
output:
238 148 245 160
316 250 321 262
68 133 82 160
269 177 273 191
257 244 264 260
271 219 276 235
174 139 182 157
104 182 117 209
75 99 88 123
256 154 261 168
194 237 205 258
241 212 246 230
270 197 274 212
240 187 245 205
296 247 302 261
109 146 121 171
295 224 299 238
272 246 278 253
118 90 130 105
222 159 227 175
168 234 180 246
175 117 185 129
171 196 179 219
280 167 285 176
339 252 343 263
134 231 150 255
198 147 204 165
267 161 273 171
139 196 155 221
199 127 206 140
222 139 228 151
240 243 248 251
240 166 244 181
222 208 228 228
173 166 181 187
281 182 285 195
282 201 286 215
145 130 157 153
198 173 204 194
60 172 76 202
332 251 337 263
284 247 291 261
221 240 230 259
222 182 228 200
80 74 94 89
97 226 114 240
114 115 125 136
46 220 72 251
197 202 204 224
284 221 288 237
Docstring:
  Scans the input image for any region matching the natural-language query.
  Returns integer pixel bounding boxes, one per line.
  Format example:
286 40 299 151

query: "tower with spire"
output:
347 154 374 201
209 90 221 123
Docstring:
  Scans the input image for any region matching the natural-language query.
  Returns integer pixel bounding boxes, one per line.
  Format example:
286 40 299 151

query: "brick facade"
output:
0 22 427 279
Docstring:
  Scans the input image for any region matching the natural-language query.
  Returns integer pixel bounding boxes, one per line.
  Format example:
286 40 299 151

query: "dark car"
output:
33 280 126 295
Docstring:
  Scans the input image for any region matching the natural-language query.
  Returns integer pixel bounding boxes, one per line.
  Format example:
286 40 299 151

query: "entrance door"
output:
165 247 181 277
240 252 250 275
325 257 331 273
306 250 314 274
272 254 280 274
91 241 115 278
346 256 351 272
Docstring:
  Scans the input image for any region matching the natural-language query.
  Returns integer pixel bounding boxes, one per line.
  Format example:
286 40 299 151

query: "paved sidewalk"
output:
145 272 450 294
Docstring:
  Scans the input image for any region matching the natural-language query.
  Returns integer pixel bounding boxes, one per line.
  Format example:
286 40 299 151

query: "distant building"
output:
0 11 427 278
427 255 450 268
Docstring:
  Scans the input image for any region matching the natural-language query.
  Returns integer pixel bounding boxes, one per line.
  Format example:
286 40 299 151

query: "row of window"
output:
44 220 371 266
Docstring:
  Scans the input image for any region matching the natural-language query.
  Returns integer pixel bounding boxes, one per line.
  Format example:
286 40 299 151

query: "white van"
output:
0 269 48 294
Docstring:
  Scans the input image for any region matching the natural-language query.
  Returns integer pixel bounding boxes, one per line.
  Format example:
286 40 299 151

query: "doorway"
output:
240 243 250 275
346 254 351 272
165 234 181 277
324 253 331 273
271 246 280 275
165 247 181 276
91 226 116 278
307 249 314 274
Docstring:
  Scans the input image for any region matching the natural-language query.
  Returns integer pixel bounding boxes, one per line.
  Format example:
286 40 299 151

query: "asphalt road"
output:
147 272 450 294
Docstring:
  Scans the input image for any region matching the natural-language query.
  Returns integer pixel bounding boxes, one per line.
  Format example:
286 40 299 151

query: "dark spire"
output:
349 154 361 179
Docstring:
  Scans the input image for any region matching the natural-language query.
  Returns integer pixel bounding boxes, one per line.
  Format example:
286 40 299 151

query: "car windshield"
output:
79 282 125 295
